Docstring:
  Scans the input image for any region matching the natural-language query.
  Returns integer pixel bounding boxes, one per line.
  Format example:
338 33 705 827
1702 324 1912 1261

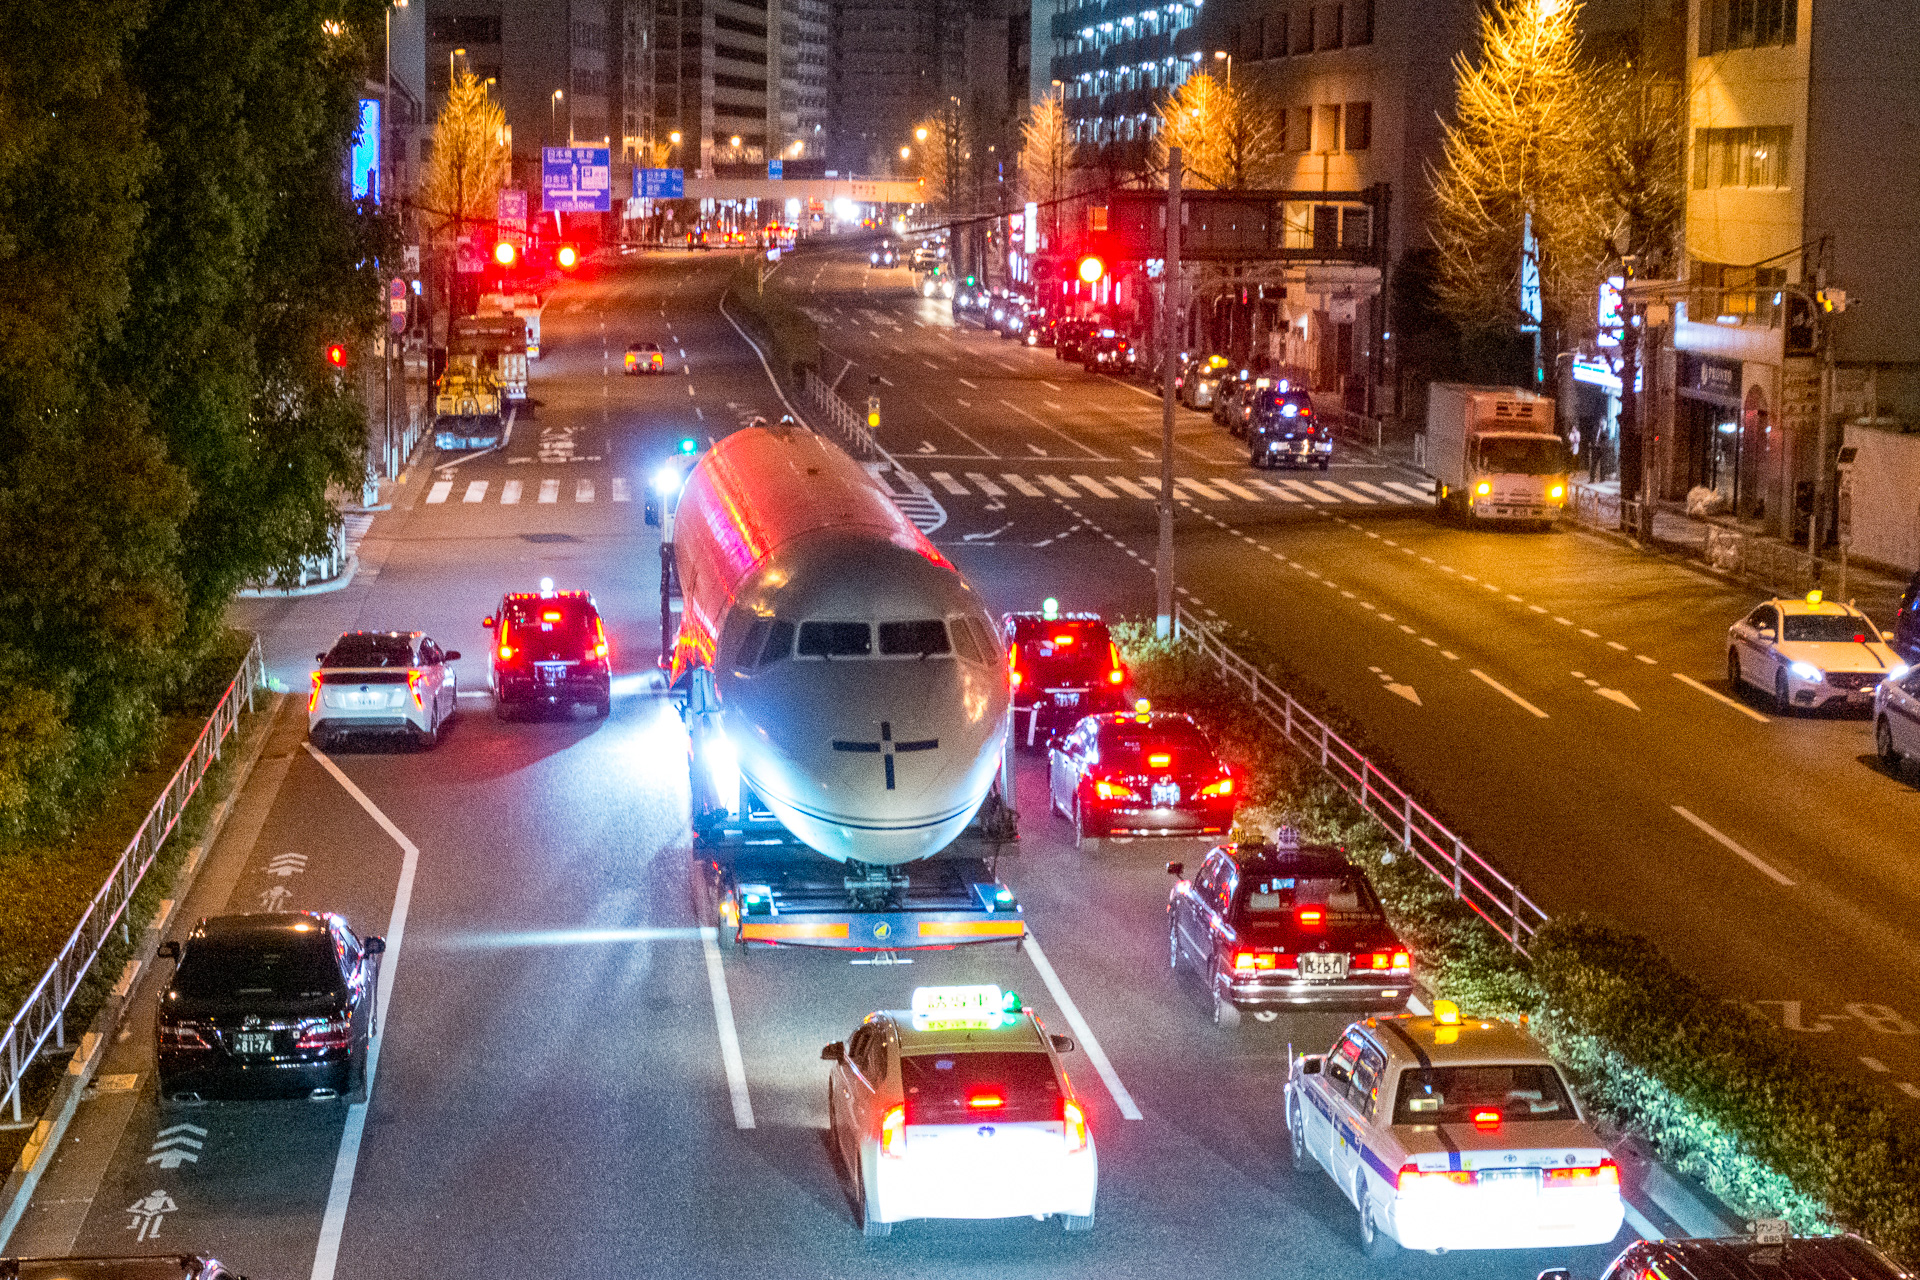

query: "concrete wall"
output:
1843 420 1920 575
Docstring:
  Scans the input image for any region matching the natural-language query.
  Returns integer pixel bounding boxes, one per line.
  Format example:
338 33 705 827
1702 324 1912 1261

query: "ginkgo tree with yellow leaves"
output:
1153 71 1284 190
421 70 511 277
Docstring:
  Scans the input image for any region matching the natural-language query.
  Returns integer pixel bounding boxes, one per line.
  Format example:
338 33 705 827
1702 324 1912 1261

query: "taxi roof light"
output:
1432 999 1461 1025
1807 589 1823 605
1042 597 1059 620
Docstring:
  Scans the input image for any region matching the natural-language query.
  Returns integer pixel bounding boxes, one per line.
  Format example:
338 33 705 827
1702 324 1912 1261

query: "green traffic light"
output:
678 437 698 454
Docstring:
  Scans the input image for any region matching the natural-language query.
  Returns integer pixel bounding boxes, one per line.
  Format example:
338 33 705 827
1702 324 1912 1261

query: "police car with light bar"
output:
1286 1000 1625 1256
822 985 1097 1238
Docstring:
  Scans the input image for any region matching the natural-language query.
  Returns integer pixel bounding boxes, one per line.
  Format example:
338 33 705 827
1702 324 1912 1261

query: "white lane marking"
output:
1673 672 1770 723
687 383 695 396
1246 478 1306 503
500 480 522 504
425 480 453 504
306 746 421 1280
1385 481 1434 501
1313 479 1377 504
965 472 1006 496
1042 381 1061 391
1608 641 1629 651
462 480 488 503
1350 481 1412 504
928 471 970 494
576 480 594 503
1039 475 1080 498
1636 654 1658 665
1862 1056 1890 1072
1671 805 1795 886
1022 935 1142 1120
1211 478 1264 502
538 478 560 503
957 377 978 389
1001 473 1045 497
1131 446 1156 460
611 477 631 502
1273 477 1338 503
1069 474 1117 498
700 925 756 1128
1580 628 1600 638
1175 477 1227 501
1470 669 1550 718
1104 475 1155 499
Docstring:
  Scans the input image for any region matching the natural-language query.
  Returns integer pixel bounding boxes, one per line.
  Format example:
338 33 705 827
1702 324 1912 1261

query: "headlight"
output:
1886 663 1911 683
1789 661 1822 682
1550 484 1565 499
1475 481 1492 496
653 467 683 496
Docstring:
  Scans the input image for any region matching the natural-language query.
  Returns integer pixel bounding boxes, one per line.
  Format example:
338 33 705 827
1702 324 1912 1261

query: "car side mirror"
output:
316 653 329 664
1165 861 1185 877
158 940 180 962
363 936 386 956
821 1041 845 1062
482 616 496 629
1049 1034 1075 1054
1884 630 1898 642
1758 628 1776 642
443 651 461 662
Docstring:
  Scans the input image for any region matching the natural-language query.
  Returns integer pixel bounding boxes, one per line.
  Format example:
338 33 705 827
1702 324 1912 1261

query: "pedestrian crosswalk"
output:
422 475 635 506
906 469 1434 507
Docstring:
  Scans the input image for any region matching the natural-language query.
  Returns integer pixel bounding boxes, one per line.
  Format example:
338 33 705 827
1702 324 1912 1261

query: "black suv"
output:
484 587 613 719
1249 387 1331 470
1598 1233 1910 1279
1 1257 238 1280
1002 610 1131 745
1167 838 1414 1026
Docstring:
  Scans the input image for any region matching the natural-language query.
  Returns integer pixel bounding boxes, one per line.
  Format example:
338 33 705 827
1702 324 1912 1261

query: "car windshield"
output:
324 635 413 668
174 935 343 1000
1477 437 1574 475
1391 1063 1576 1126
1783 613 1879 643
1097 722 1212 770
1237 873 1384 925
1015 621 1113 683
502 601 594 660
901 1050 1061 1124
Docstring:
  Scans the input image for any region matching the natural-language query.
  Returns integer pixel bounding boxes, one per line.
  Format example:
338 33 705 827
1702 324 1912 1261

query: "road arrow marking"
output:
267 852 308 878
1595 687 1640 711
1386 683 1422 705
146 1124 206 1169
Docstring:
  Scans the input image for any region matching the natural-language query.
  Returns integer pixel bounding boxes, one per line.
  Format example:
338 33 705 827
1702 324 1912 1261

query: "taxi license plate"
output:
1477 1168 1540 1193
536 662 568 684
1150 781 1180 805
1052 691 1080 706
1298 952 1347 980
233 1032 273 1055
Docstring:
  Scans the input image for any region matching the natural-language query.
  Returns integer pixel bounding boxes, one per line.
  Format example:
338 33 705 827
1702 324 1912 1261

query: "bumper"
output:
1259 442 1332 465
1469 501 1563 521
1227 975 1414 1012
1388 1188 1624 1252
1790 678 1880 709
157 1051 352 1099
874 1147 1097 1224
310 710 426 738
1017 692 1127 734
1087 803 1233 839
496 673 611 705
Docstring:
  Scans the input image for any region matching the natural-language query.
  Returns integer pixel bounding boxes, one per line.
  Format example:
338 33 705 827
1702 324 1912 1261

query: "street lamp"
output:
900 146 911 159
730 134 742 149
551 90 563 143
1213 49 1231 84
450 46 464 88
669 130 682 145
915 127 929 142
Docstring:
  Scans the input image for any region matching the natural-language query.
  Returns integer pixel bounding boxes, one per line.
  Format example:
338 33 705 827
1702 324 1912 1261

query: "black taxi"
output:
1002 605 1130 745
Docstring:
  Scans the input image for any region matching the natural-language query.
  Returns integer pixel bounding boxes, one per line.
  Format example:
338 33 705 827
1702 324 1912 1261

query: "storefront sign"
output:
1680 353 1742 406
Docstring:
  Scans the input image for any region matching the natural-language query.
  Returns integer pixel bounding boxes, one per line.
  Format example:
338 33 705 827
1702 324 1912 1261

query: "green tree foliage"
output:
0 0 388 845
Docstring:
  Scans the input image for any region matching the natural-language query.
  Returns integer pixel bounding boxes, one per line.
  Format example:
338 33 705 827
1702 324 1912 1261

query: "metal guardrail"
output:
1 637 264 1120
1319 404 1385 453
1702 525 1824 597
1174 606 1550 953
803 369 876 458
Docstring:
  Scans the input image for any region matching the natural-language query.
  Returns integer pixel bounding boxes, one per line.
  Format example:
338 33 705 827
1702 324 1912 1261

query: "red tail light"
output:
1357 949 1412 971
296 1015 354 1050
159 1022 211 1050
408 670 423 708
967 1092 1005 1110
1231 950 1278 972
1544 1159 1619 1187
1107 668 1125 684
880 1105 907 1158
1062 1099 1089 1153
499 644 514 660
1297 907 1325 927
1093 777 1138 800
309 671 321 712
1052 633 1075 645
1148 753 1172 768
1200 775 1234 797
1398 1162 1473 1190
1471 1108 1502 1132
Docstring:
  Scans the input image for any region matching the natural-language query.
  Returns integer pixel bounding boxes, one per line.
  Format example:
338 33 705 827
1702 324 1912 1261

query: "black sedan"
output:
1167 839 1413 1027
157 912 382 1102
1047 710 1237 850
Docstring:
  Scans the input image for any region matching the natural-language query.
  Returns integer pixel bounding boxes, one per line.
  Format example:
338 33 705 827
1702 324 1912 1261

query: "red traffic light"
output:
325 343 348 369
1077 255 1106 284
556 244 579 270
493 240 518 267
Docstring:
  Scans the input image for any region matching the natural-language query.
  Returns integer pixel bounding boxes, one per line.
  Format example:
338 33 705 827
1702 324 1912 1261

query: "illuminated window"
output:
1692 126 1791 189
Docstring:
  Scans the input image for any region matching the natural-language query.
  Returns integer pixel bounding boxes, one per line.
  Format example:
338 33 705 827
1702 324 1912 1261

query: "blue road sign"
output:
768 159 783 179
543 147 611 213
636 168 685 199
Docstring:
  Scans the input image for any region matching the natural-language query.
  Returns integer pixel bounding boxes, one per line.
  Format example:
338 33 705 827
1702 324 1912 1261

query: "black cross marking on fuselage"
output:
830 721 938 790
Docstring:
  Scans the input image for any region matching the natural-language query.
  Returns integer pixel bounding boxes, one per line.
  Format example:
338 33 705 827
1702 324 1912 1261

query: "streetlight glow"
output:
915 127 929 142
900 146 911 159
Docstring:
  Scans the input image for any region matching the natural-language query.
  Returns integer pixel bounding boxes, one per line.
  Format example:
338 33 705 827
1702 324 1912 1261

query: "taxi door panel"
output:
1893 674 1920 755
1175 857 1219 963
1330 1039 1387 1202
1306 1035 1359 1175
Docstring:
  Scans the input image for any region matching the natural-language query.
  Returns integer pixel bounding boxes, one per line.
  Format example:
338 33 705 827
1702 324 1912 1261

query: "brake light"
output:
309 671 321 712
1297 907 1324 927
159 1022 211 1050
967 1092 1005 1110
1398 1162 1474 1190
1094 778 1138 800
1544 1159 1619 1187
499 644 514 660
1472 1109 1502 1132
1148 753 1171 768
1200 776 1234 797
1062 1099 1089 1153
1052 634 1075 645
1392 949 1411 971
880 1105 907 1158
296 1015 354 1050
1108 668 1125 684
543 610 563 621
1232 950 1277 972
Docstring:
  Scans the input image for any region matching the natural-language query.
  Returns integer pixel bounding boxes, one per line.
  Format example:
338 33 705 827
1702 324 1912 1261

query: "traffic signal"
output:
493 240 519 268
325 342 348 369
1077 255 1106 284
556 244 580 270
676 436 698 455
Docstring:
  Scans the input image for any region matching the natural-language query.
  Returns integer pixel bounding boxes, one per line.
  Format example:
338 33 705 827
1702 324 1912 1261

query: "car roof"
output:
884 1010 1051 1056
1616 1235 1913 1280
1215 841 1354 875
1362 1012 1553 1068
1093 712 1201 733
192 912 336 941
502 589 596 607
1764 597 1868 618
333 630 420 642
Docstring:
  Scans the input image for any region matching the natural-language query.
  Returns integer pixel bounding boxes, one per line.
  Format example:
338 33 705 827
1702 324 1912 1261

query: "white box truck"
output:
1420 385 1572 526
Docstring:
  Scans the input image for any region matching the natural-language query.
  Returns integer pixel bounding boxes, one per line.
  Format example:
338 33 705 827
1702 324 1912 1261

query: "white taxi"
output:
1285 1001 1624 1256
1727 590 1907 713
823 985 1097 1238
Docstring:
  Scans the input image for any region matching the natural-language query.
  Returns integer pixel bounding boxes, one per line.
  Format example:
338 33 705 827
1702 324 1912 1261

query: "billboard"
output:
349 98 381 203
497 188 528 247
542 146 611 213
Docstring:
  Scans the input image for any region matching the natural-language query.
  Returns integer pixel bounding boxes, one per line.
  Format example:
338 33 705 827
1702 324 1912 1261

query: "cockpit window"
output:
878 620 951 657
797 621 872 658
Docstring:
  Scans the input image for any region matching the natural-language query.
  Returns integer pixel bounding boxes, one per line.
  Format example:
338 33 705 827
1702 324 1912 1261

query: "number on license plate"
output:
1478 1169 1539 1192
234 1032 273 1055
1053 691 1080 706
1151 782 1180 805
1298 953 1346 979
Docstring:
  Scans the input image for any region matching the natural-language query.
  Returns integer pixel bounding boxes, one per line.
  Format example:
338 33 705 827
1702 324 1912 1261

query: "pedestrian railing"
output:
1702 525 1823 598
1 637 265 1120
1174 606 1550 953
803 368 876 458
1319 404 1385 454
1568 482 1624 531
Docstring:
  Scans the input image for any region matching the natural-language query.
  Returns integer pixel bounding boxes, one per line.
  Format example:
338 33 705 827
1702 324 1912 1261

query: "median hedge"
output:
1115 620 1920 1262
722 260 820 389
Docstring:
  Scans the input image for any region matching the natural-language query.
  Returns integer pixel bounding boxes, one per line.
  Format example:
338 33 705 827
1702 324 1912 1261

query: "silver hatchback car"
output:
309 631 459 750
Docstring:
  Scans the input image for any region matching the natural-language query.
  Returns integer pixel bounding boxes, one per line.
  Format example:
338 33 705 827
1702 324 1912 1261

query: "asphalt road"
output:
18 244 1908 1279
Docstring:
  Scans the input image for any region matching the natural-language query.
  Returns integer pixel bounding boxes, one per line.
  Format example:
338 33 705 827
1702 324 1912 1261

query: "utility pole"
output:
1156 148 1181 638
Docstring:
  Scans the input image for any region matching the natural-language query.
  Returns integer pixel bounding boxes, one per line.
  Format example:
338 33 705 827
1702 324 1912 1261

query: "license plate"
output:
1151 781 1180 805
1298 952 1347 980
537 663 568 684
233 1032 274 1055
1477 1168 1540 1192
1052 691 1080 706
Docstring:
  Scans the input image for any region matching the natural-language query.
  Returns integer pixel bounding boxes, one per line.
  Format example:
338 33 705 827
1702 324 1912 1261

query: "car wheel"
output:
593 693 612 719
1359 1190 1396 1257
857 1169 891 1239
1287 1093 1309 1168
1209 960 1241 1028
1168 921 1182 970
1877 717 1903 768
1073 798 1101 853
495 696 516 722
1062 1212 1095 1233
1774 668 1793 715
1727 649 1744 693
345 1041 370 1104
1318 459 1330 472
414 715 439 750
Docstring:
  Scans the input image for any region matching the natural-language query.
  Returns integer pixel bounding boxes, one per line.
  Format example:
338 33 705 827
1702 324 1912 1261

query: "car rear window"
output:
503 601 595 660
1097 723 1212 770
901 1051 1062 1125
323 635 413 668
1391 1063 1576 1127
1238 873 1383 925
174 936 343 1000
1783 613 1879 643
1014 620 1113 682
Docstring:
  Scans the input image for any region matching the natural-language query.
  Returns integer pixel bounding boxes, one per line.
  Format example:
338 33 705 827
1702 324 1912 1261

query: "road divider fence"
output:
1174 605 1549 953
0 637 265 1121
802 368 877 459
